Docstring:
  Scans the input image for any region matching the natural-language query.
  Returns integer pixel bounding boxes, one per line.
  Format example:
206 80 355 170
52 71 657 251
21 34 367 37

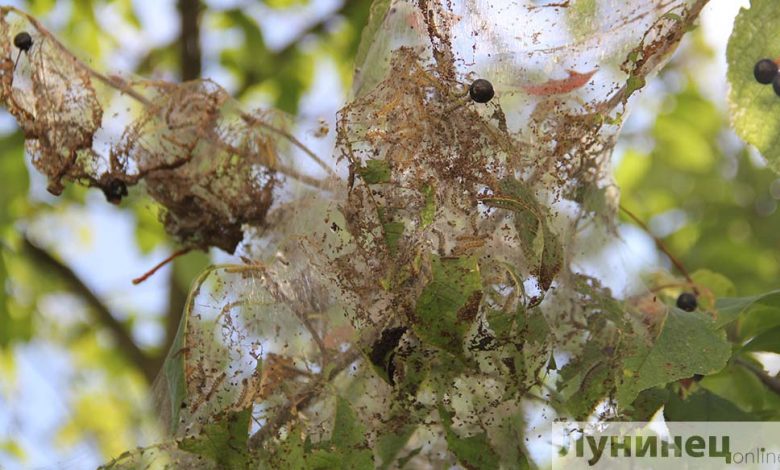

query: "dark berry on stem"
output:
103 180 128 205
469 78 495 103
773 74 780 97
13 32 32 52
754 59 778 84
676 292 697 312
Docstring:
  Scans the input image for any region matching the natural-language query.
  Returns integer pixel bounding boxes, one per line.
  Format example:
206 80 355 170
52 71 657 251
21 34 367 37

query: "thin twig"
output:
619 205 695 290
240 112 337 178
132 247 192 285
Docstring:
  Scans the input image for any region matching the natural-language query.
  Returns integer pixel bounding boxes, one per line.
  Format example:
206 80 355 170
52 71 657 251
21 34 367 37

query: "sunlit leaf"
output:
352 0 392 97
617 308 731 404
714 290 780 330
742 325 780 353
727 0 780 174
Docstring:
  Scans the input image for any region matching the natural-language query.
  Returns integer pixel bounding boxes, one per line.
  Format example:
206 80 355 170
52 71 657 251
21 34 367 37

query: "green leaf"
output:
438 405 500 470
0 251 8 348
0 131 28 227
690 269 736 298
413 255 482 354
0 248 33 348
308 451 344 469
352 0 392 97
376 425 417 470
173 250 211 293
157 267 224 433
739 303 780 340
538 226 563 291
178 408 252 467
615 149 651 193
625 74 646 96
358 159 391 184
727 0 780 174
382 221 404 256
420 184 436 228
308 397 373 469
263 424 307 470
664 389 753 421
742 325 780 353
0 439 24 460
566 0 597 41
701 363 780 413
617 309 731 404
654 110 715 173
159 310 188 434
626 387 669 421
559 342 616 419
333 396 364 448
482 178 562 291
714 290 780 330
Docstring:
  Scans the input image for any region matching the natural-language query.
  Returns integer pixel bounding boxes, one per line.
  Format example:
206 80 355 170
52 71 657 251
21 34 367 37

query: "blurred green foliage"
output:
0 0 373 465
619 82 780 295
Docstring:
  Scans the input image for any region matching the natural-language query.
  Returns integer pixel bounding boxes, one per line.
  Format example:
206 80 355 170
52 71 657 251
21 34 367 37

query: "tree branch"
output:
178 0 203 81
22 237 157 383
735 357 780 396
619 204 695 289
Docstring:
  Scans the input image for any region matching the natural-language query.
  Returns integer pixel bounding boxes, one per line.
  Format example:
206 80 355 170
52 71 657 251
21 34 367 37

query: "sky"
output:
0 0 758 468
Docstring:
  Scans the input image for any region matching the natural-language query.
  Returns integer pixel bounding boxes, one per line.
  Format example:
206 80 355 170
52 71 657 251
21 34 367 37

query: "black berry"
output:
772 74 780 97
13 32 32 52
469 78 494 103
102 180 128 205
676 292 697 312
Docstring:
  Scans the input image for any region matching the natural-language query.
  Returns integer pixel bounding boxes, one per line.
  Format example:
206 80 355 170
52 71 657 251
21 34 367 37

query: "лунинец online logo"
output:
551 422 780 469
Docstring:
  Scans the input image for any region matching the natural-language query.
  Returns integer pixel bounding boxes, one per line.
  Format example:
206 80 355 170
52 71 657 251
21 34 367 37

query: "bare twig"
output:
22 236 157 383
132 247 192 285
177 0 202 82
240 113 337 178
619 204 695 290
